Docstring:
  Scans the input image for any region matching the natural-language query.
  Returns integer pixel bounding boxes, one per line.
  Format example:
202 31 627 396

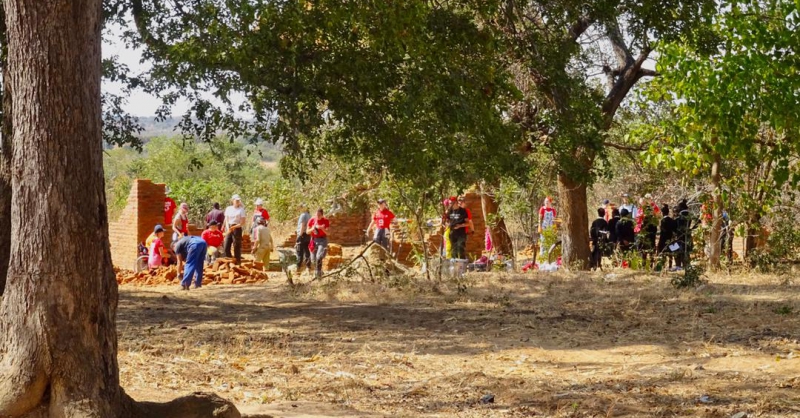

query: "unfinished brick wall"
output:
278 210 371 248
108 179 206 268
109 180 169 268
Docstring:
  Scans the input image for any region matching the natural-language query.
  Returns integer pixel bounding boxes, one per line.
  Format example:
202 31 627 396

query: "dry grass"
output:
118 270 800 417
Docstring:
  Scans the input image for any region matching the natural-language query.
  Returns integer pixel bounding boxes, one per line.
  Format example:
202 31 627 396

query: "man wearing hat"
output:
251 198 270 237
174 235 208 290
296 203 312 274
366 198 396 250
251 215 273 270
223 194 247 263
202 220 224 264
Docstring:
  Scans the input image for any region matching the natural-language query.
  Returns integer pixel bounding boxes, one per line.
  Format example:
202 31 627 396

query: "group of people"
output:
586 193 698 271
150 190 404 290
149 193 277 290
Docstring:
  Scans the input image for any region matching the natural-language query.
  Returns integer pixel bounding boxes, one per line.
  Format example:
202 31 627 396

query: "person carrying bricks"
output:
366 198 395 251
295 203 312 274
308 208 331 278
223 194 246 263
174 235 208 290
251 215 273 271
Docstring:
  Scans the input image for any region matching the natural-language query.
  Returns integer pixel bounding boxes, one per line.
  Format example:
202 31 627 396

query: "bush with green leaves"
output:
104 136 294 225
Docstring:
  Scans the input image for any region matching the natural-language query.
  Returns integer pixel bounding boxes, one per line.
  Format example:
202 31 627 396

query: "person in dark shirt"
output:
607 208 621 253
674 199 695 269
590 208 609 270
205 202 225 228
657 204 678 269
616 208 636 253
448 199 470 259
174 235 208 290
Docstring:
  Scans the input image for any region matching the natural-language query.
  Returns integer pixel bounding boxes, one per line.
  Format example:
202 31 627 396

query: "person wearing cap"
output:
164 186 177 226
148 225 168 269
172 202 190 243
448 197 470 259
174 235 208 290
202 220 224 263
366 198 396 250
296 204 313 274
308 208 331 278
250 198 270 237
223 194 247 263
251 215 273 270
206 202 225 228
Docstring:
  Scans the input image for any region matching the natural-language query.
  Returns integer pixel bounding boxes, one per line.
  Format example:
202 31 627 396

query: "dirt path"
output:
118 272 800 417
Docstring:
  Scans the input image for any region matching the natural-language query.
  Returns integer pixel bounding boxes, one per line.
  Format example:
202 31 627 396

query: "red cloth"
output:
373 208 395 229
202 229 224 247
176 216 189 234
255 207 270 221
308 217 330 238
164 197 177 225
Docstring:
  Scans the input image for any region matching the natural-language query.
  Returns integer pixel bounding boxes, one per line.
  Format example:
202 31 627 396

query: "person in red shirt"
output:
366 198 395 250
164 187 177 226
308 208 331 278
251 198 270 236
172 202 189 244
201 220 224 263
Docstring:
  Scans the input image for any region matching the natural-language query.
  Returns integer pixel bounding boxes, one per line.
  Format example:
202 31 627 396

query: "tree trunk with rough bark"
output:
0 63 10 297
0 2 242 417
557 173 590 270
708 153 723 270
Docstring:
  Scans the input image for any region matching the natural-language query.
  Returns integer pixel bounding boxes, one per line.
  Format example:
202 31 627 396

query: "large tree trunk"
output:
0 2 240 417
557 173 590 270
0 12 11 297
708 153 723 270
479 183 513 256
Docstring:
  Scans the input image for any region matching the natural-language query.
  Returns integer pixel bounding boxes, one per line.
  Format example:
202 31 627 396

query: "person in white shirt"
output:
223 194 247 263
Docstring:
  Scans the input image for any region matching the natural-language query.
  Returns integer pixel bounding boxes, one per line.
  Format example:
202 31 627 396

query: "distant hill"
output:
134 116 282 162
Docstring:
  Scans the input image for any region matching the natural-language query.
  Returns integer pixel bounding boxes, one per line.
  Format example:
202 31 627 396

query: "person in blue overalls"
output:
174 235 208 290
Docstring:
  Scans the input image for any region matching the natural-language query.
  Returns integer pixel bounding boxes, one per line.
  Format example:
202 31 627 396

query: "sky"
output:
102 33 165 117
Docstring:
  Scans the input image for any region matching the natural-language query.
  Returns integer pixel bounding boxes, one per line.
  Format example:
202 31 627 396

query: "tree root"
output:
0 356 49 417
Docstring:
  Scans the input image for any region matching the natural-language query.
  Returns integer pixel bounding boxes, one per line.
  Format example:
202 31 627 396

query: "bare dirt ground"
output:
118 270 800 417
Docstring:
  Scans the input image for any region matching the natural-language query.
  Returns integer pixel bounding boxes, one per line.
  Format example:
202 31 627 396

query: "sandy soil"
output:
118 270 800 417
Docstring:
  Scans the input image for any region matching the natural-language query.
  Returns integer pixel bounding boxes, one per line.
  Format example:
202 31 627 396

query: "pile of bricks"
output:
115 258 272 286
